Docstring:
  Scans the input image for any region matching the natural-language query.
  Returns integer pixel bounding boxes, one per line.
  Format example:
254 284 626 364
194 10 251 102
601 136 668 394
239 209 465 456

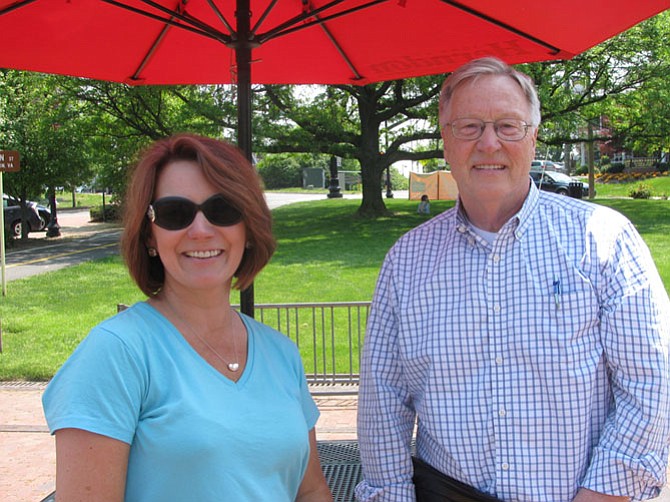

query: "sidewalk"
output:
0 382 358 502
4 381 670 501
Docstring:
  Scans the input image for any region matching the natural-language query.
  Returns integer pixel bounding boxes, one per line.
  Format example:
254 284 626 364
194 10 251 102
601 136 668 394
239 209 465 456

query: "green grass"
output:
0 196 667 380
592 175 670 199
53 191 116 209
254 198 454 302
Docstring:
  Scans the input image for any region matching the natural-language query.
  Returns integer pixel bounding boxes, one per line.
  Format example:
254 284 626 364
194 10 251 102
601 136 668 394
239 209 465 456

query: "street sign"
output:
0 150 20 172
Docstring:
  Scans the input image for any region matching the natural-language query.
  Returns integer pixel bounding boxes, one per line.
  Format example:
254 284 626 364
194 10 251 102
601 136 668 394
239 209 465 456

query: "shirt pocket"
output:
522 268 603 389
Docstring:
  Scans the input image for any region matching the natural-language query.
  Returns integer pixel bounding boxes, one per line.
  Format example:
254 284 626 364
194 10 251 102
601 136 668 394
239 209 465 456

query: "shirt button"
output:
493 305 501 314
499 407 507 417
501 463 510 471
492 254 501 263
495 356 503 365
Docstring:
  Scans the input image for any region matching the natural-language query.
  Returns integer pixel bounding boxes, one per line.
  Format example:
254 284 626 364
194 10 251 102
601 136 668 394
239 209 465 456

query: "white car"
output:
531 160 565 173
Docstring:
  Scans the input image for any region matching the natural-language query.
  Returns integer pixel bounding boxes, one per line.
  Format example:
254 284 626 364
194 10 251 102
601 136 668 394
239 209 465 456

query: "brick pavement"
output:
0 382 357 502
4 381 670 502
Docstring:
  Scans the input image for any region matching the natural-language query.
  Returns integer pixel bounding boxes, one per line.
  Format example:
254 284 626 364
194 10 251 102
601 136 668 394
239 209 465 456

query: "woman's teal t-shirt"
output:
43 302 319 501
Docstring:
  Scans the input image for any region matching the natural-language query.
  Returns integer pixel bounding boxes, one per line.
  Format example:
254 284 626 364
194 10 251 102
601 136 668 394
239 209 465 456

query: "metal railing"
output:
242 302 370 392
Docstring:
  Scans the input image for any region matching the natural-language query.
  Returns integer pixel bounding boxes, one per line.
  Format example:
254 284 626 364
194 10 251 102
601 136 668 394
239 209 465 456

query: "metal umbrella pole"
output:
235 0 255 318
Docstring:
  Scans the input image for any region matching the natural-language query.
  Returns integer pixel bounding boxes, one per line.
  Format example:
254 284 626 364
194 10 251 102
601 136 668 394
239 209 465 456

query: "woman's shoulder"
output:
90 301 167 348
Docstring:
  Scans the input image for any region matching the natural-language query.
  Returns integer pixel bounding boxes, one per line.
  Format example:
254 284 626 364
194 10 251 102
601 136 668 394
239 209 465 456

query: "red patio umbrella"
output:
1 0 667 314
2 0 668 86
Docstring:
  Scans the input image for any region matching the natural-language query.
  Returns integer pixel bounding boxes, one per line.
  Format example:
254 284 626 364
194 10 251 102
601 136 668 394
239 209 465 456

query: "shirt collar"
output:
454 180 539 241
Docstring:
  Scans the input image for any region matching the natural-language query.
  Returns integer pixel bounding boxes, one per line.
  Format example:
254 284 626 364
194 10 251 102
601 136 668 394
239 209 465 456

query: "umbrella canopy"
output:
1 0 667 315
1 0 668 86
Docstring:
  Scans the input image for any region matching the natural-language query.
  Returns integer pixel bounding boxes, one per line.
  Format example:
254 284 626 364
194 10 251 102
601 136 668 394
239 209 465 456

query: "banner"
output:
409 171 458 201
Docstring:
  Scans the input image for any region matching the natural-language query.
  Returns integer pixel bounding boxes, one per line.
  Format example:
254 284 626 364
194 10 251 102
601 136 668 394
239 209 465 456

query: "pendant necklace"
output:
161 301 241 372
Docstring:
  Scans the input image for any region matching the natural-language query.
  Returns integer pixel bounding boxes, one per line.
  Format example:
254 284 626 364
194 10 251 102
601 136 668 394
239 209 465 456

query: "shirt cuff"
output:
581 448 666 500
354 479 416 501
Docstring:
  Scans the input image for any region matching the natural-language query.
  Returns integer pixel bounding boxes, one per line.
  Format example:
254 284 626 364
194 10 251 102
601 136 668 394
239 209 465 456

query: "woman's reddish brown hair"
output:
120 133 275 296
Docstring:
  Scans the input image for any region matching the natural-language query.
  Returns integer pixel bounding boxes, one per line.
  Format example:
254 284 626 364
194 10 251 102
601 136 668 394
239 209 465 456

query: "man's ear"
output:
441 130 450 164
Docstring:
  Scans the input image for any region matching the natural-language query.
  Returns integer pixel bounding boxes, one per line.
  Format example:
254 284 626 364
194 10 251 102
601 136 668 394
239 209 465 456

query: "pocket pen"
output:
553 279 562 310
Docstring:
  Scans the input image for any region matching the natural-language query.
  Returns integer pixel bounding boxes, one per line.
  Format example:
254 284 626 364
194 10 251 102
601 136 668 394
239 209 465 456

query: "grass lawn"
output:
0 188 668 381
592 175 670 199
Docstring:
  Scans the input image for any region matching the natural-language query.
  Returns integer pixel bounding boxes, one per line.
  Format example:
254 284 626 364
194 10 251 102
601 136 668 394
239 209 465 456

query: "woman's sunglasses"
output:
147 194 242 230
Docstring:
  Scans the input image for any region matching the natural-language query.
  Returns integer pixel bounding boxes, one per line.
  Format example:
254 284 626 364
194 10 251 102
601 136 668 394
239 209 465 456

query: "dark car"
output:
3 194 51 237
530 170 590 198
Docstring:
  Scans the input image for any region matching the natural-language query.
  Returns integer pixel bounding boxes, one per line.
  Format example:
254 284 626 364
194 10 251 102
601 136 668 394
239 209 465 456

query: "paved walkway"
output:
6 382 670 502
0 381 358 501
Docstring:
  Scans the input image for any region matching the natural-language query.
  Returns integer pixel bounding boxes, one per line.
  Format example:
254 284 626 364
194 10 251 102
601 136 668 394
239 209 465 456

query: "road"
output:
1 191 366 282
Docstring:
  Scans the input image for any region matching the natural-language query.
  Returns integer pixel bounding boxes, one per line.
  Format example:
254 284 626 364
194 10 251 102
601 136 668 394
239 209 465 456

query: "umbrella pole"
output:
236 0 255 318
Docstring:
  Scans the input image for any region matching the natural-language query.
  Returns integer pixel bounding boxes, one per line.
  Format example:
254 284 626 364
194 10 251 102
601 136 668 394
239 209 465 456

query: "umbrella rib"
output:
256 0 349 42
0 0 37 17
440 0 561 54
129 6 181 81
314 16 363 81
101 0 231 44
255 0 389 81
250 0 281 36
137 0 233 40
204 0 276 46
206 0 235 35
257 0 388 44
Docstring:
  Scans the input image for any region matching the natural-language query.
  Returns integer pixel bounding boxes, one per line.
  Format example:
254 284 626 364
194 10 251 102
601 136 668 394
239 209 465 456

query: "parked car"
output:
531 159 566 173
529 170 590 198
3 194 51 237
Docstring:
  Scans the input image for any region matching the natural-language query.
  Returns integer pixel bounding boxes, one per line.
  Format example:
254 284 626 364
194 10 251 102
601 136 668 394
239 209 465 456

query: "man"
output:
356 57 670 502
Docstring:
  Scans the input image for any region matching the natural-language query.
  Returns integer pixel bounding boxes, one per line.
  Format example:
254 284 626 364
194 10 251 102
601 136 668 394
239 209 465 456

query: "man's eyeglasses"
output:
444 118 533 141
147 194 242 230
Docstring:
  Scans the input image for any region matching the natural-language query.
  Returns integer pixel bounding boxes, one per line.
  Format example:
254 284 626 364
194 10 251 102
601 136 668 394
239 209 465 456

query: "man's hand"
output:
573 488 630 502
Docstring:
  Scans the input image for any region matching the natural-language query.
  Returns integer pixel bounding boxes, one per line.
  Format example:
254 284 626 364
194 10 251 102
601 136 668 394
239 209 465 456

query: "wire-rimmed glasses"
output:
444 118 533 141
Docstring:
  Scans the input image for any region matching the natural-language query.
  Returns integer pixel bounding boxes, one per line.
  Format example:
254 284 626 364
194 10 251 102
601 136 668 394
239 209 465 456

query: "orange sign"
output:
0 151 20 172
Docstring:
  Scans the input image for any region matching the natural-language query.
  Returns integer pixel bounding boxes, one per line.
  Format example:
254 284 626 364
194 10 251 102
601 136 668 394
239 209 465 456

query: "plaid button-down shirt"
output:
356 183 670 502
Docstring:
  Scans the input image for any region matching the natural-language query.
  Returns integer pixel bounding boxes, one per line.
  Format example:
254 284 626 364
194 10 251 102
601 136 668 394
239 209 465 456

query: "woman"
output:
42 134 333 502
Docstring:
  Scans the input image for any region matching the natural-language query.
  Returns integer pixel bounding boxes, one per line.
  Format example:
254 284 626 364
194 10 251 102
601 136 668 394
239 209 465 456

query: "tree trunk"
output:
355 86 392 218
357 165 391 217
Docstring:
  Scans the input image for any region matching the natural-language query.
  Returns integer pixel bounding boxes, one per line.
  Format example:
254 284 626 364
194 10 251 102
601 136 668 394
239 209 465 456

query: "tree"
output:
258 12 670 213
60 80 235 198
520 10 670 164
262 78 444 217
0 71 91 237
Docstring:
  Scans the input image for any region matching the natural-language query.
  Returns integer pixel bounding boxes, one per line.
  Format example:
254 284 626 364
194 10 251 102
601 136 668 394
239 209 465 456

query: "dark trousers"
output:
412 457 503 502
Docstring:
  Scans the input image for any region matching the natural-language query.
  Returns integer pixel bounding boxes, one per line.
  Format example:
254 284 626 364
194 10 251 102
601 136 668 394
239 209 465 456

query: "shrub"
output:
606 163 625 174
90 204 122 222
629 183 652 199
575 165 588 176
657 162 669 173
257 155 303 189
389 169 409 190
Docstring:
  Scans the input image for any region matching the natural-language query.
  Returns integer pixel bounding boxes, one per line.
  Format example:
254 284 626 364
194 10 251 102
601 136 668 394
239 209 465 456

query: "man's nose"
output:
477 123 502 149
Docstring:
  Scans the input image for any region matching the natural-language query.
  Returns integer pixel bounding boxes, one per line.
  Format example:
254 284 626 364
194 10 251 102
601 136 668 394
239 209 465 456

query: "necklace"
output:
161 301 241 372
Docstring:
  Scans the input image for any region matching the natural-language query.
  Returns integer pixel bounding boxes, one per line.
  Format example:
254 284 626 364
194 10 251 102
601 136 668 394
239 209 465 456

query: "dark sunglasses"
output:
147 194 242 230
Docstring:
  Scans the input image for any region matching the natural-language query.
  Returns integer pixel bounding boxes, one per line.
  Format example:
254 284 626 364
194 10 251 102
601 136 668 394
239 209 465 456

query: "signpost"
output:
0 150 21 296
